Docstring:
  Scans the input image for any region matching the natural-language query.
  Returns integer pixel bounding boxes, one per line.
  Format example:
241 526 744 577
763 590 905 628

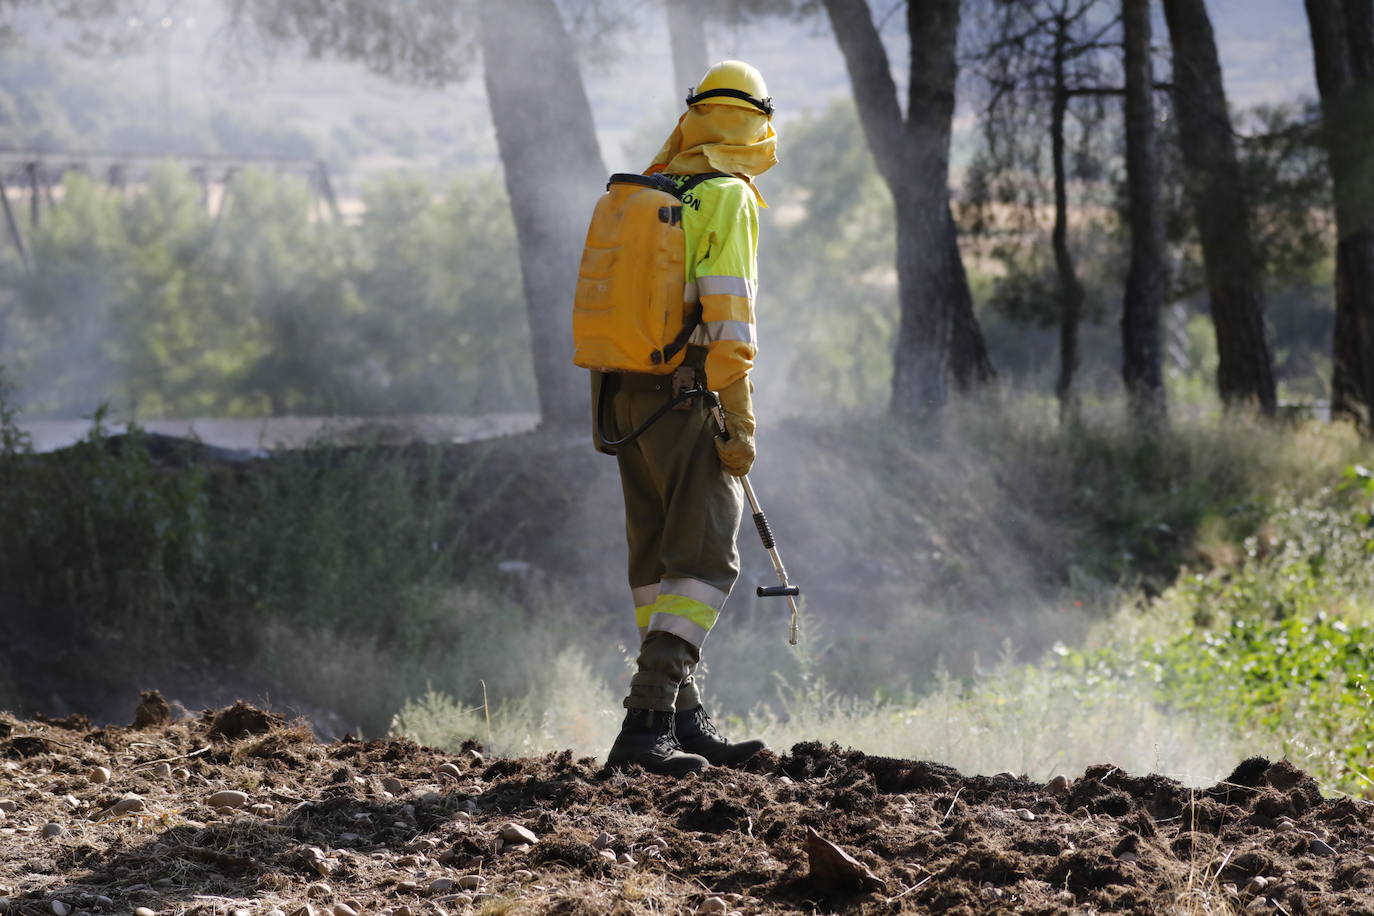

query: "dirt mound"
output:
203 701 284 741
1 705 1373 915
131 692 172 730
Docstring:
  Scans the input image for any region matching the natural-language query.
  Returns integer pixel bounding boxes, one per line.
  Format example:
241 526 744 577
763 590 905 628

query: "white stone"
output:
112 795 145 815
456 875 483 891
88 767 112 785
42 823 63 838
696 898 728 915
500 823 538 845
205 790 249 809
436 763 462 781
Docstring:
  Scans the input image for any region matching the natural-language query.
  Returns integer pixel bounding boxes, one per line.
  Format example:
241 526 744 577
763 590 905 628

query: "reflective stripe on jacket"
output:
668 174 759 392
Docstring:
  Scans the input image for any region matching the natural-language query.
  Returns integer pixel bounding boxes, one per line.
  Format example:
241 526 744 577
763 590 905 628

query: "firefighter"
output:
601 60 777 775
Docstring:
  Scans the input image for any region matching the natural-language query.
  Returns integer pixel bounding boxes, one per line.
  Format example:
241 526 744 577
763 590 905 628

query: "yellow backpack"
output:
572 172 726 374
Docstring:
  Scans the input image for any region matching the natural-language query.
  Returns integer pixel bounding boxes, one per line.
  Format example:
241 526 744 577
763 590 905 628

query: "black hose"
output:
597 379 709 449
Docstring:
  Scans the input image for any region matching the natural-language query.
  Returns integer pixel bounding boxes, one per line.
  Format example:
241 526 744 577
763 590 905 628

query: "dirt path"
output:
2 698 1372 915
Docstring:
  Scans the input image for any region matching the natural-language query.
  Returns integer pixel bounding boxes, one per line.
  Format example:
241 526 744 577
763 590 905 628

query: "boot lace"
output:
690 707 726 743
652 730 680 756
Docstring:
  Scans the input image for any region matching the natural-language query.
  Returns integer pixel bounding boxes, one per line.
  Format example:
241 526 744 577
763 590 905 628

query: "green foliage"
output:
0 407 209 631
5 378 1371 768
352 174 532 413
0 379 497 727
2 165 532 418
756 99 897 410
1047 465 1374 792
1148 613 1374 783
202 444 469 649
0 368 31 455
1238 103 1335 285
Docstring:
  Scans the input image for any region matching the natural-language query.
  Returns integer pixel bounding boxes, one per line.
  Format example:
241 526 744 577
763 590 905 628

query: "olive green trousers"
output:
594 355 743 712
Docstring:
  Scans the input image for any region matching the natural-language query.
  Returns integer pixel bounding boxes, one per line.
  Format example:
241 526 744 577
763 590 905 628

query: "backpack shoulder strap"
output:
675 171 733 197
608 172 679 194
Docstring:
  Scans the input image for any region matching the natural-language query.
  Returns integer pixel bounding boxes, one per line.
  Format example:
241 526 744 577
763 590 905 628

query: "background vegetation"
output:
1 0 1371 802
4 374 1371 791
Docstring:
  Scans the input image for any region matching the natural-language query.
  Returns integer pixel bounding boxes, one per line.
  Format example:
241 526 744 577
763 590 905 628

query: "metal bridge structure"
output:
0 149 341 271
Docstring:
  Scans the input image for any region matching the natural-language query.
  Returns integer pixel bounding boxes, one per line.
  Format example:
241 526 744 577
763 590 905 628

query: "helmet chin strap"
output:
685 87 774 116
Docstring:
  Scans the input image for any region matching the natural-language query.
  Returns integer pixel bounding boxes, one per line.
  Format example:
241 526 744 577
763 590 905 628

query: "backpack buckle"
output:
671 366 701 410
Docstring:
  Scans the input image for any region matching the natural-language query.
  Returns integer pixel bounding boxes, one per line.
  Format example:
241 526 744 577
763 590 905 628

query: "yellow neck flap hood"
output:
647 104 778 207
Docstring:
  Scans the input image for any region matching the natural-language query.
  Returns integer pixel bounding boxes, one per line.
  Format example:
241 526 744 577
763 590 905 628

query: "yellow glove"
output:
713 376 755 477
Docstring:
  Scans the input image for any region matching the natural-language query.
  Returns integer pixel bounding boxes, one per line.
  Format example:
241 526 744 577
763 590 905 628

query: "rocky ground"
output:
3 696 1374 916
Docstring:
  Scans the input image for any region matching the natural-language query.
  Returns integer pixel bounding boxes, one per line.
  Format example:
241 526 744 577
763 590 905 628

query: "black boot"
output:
674 705 765 765
606 708 709 776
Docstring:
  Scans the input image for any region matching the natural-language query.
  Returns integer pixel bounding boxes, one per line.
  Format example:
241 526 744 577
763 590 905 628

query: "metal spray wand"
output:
704 390 801 646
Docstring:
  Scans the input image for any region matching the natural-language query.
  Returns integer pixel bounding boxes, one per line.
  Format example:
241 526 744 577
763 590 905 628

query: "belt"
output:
597 361 713 450
613 345 707 393
615 367 699 393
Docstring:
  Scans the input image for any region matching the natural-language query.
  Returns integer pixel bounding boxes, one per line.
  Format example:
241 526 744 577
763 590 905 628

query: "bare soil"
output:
3 697 1374 916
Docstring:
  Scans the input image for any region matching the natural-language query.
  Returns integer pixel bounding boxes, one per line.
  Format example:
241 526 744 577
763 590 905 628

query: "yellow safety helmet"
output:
686 60 773 116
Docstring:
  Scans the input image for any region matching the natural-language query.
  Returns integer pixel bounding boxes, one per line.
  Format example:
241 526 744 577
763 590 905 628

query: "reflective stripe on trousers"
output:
631 577 730 647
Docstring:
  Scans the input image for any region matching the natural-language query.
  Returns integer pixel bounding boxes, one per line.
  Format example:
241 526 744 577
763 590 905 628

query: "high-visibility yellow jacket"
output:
666 173 759 392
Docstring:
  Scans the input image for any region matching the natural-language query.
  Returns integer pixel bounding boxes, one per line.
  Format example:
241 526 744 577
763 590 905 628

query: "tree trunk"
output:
1051 17 1085 417
1120 0 1167 416
1163 0 1277 415
946 207 995 390
666 1 709 102
1306 0 1374 430
480 0 605 429
821 0 992 419
907 0 992 405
